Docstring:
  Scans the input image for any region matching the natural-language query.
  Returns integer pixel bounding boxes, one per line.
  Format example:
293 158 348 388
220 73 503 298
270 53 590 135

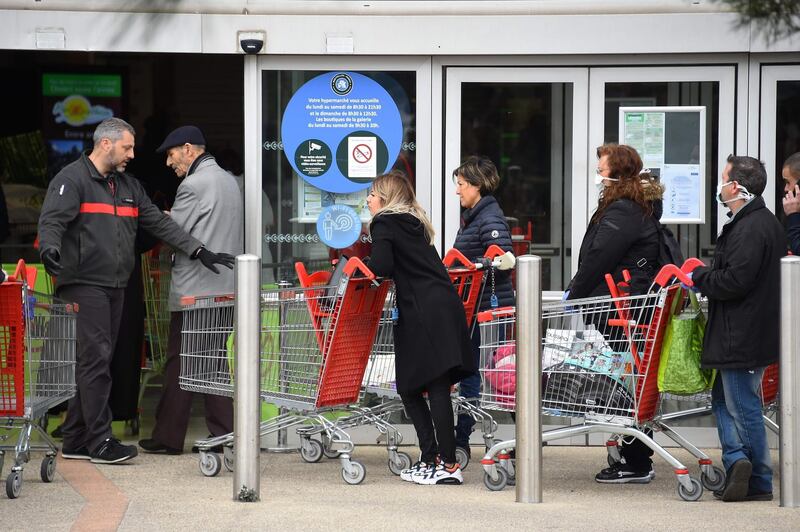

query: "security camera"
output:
238 31 266 55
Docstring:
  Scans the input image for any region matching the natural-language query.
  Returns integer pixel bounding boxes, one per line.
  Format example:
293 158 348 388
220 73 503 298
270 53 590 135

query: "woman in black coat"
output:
367 171 475 485
567 144 664 484
451 156 515 451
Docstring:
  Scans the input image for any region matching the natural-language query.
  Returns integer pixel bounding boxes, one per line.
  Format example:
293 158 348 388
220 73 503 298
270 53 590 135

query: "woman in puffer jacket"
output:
567 143 665 485
451 156 515 455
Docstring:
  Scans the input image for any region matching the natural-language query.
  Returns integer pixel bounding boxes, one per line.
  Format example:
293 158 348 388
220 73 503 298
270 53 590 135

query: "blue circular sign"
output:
281 71 403 194
316 204 362 249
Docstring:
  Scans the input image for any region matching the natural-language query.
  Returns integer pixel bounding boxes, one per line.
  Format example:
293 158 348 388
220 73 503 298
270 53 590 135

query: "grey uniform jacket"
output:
168 156 243 311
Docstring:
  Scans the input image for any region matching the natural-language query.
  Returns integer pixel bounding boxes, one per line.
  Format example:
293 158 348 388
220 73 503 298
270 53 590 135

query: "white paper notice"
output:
662 164 701 223
348 136 377 179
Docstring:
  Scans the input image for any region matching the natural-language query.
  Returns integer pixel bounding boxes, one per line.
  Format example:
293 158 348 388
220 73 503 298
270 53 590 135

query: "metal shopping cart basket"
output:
606 260 779 491
326 247 512 472
0 260 77 499
179 257 389 484
477 264 709 500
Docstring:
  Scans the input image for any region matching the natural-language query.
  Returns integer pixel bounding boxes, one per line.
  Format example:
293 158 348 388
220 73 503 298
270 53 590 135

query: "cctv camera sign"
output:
294 138 332 177
281 71 403 194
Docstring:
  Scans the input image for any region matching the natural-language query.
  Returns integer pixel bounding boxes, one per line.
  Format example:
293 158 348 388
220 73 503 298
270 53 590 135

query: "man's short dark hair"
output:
726 155 767 197
783 152 800 181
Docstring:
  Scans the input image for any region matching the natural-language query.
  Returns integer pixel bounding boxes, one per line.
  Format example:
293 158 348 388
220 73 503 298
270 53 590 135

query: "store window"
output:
603 82 720 262
261 70 416 284
774 80 800 213
459 82 573 290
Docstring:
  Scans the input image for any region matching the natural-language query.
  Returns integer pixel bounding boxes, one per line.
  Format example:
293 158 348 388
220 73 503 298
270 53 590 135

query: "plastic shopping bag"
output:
657 290 715 395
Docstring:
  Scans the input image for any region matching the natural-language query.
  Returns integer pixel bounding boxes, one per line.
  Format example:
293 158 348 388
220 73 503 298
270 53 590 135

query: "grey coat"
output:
168 156 243 311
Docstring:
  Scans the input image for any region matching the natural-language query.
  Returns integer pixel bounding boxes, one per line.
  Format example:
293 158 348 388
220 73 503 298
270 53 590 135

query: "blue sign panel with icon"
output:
281 71 403 194
316 204 362 249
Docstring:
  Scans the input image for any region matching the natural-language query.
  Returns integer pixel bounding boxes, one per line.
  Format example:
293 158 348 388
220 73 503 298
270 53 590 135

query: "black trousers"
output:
58 284 125 453
619 428 655 469
151 312 233 450
400 373 457 464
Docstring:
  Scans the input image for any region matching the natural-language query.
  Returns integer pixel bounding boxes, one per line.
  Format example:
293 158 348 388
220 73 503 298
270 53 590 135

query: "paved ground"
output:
1 443 796 531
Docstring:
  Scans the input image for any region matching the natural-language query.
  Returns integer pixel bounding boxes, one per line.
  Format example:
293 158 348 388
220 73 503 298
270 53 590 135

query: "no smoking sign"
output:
348 136 377 178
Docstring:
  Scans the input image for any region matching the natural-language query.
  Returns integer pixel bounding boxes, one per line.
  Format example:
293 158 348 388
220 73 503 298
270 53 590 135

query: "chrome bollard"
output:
233 255 261 502
516 255 543 503
780 256 800 508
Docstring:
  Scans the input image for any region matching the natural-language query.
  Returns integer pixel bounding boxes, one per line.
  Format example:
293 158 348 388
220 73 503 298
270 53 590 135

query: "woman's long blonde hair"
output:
370 170 435 244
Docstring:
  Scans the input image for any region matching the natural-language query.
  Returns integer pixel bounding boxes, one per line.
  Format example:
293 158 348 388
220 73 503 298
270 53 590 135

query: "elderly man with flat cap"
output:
139 125 243 454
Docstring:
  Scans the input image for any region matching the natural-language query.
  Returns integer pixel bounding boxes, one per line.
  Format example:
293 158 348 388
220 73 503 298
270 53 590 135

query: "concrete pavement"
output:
1 443 795 531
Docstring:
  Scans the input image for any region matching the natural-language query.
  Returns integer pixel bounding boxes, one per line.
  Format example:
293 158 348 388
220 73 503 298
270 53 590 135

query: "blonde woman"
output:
367 171 474 485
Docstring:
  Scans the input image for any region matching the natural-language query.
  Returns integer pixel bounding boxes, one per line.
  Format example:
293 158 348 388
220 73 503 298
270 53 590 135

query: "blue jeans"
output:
455 327 481 447
711 368 773 493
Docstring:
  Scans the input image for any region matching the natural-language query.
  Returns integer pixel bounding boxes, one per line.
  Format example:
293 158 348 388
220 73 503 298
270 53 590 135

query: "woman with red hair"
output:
566 143 665 484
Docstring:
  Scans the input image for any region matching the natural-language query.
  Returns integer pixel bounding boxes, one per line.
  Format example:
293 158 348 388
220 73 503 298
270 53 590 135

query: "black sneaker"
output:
61 446 91 460
599 460 655 479
716 459 752 502
595 461 651 484
90 438 138 464
138 438 182 455
51 424 64 439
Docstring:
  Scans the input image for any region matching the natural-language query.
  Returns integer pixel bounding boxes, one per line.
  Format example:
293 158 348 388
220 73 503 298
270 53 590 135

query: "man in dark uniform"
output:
38 118 234 465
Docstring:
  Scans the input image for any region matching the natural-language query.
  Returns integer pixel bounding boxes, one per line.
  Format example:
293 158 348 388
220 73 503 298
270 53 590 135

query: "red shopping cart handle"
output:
681 258 705 273
342 256 377 281
483 244 506 260
477 306 515 323
442 248 477 270
6 259 37 287
653 263 693 288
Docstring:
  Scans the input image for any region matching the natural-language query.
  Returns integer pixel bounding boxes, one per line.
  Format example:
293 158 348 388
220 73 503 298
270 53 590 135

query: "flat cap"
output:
156 125 206 153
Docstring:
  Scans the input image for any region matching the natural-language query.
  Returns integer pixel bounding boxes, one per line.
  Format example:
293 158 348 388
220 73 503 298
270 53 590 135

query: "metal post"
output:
780 256 800 507
233 255 261 502
516 255 543 503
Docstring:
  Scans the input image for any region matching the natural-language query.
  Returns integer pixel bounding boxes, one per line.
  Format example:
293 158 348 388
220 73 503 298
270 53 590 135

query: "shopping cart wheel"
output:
6 471 21 499
455 446 470 471
299 439 323 463
388 451 411 476
125 416 140 437
40 457 56 483
677 477 703 502
483 467 509 492
341 460 366 485
199 452 222 477
701 466 725 491
321 435 339 459
223 447 234 472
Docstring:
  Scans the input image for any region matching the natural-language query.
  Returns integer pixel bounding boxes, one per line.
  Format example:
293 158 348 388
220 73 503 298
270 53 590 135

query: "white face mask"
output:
716 180 755 205
594 172 618 193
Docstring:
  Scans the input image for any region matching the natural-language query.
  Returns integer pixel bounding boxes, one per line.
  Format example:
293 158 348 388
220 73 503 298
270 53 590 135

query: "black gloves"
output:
192 246 235 274
41 248 62 277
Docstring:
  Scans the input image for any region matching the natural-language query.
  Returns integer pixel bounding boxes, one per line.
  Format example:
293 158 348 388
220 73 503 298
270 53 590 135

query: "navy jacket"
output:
452 196 515 311
787 213 800 255
692 197 786 369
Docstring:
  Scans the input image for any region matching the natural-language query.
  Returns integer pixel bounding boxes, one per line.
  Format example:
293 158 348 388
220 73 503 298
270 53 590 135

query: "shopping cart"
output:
179 257 389 484
0 260 77 499
344 246 514 472
478 264 709 500
605 259 779 487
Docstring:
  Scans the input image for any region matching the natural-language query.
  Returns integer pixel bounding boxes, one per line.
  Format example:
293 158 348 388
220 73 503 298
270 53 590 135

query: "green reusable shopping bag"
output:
657 290 715 395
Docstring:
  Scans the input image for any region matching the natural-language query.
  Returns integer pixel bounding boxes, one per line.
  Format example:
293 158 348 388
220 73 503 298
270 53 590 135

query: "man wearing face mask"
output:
688 155 785 502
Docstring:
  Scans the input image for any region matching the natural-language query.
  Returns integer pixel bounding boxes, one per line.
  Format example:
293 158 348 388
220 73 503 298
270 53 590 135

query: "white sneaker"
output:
414 463 463 485
400 461 431 482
